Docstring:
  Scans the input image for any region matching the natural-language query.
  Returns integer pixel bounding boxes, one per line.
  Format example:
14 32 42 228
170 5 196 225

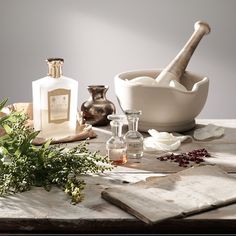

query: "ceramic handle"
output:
156 21 211 84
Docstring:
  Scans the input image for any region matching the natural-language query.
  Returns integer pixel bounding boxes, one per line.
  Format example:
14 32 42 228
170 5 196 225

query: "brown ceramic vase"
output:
81 85 116 126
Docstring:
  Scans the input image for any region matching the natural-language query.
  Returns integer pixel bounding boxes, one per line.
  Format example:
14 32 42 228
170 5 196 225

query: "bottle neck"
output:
111 121 122 137
128 117 139 131
88 86 108 101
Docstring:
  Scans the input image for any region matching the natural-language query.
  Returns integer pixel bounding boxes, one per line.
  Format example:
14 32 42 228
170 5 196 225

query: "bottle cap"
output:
107 114 126 121
46 58 64 78
125 109 142 116
46 58 64 63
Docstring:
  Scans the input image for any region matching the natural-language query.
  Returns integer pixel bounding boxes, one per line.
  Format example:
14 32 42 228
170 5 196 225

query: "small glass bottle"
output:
32 58 78 139
124 110 144 162
106 114 127 165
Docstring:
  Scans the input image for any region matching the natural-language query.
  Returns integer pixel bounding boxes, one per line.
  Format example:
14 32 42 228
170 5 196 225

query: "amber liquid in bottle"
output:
106 115 127 165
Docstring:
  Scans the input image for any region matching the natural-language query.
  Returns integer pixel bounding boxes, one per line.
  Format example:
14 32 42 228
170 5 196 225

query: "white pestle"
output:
127 21 211 92
169 80 187 91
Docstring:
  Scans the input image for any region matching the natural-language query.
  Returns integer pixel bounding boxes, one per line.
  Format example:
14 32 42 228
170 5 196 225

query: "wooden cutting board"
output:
101 165 236 224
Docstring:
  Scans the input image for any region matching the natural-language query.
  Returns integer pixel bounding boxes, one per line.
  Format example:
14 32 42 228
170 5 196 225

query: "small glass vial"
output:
106 114 127 165
32 58 78 139
124 110 144 162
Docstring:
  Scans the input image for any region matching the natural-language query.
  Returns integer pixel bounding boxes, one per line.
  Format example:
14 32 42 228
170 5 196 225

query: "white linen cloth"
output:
144 129 192 152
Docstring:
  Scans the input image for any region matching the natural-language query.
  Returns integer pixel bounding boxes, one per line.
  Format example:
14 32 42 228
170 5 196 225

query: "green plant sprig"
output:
0 99 112 204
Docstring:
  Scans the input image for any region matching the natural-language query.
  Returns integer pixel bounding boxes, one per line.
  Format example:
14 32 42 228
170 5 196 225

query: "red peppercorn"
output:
157 148 211 167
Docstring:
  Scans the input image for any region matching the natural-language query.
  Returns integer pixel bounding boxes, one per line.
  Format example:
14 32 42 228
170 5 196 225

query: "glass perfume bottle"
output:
124 110 144 162
106 114 127 165
32 58 78 139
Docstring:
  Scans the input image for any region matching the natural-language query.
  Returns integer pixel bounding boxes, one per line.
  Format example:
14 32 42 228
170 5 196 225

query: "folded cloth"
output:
193 123 224 140
144 129 192 152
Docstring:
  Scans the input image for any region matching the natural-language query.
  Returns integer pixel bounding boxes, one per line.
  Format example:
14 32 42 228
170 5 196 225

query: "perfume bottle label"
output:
48 88 71 123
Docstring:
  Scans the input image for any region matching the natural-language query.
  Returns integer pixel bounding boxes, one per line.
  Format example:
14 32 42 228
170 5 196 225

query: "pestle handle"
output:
155 21 211 85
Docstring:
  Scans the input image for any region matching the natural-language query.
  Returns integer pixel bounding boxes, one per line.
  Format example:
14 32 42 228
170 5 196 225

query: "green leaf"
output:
42 139 52 150
19 131 40 153
0 115 9 127
0 98 8 111
2 124 12 134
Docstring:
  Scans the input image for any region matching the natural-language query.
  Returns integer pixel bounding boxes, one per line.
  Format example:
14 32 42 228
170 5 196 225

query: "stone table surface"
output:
1 119 236 234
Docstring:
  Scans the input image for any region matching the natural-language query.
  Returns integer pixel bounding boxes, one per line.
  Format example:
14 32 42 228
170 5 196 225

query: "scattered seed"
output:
156 148 211 167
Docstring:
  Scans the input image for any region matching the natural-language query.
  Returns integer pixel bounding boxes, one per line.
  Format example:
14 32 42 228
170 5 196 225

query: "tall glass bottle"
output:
106 114 127 165
124 110 143 162
32 58 78 139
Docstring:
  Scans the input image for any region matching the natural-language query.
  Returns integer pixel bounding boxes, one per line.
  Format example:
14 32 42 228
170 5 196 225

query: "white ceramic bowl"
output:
114 69 209 132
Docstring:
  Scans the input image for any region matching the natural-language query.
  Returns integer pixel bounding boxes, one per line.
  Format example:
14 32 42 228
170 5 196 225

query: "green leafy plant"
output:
0 98 112 204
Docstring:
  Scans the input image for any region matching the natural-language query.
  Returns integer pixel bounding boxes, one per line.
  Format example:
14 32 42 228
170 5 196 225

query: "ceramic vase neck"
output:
88 85 108 100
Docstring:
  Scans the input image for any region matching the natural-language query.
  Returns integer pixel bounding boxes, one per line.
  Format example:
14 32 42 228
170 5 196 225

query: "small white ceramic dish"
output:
114 69 209 132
